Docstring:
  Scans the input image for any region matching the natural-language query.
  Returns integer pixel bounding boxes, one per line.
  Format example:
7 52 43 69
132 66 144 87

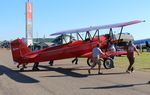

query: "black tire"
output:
32 67 40 71
72 57 78 65
49 61 54 66
103 57 114 69
87 58 96 67
32 62 40 71
20 68 24 71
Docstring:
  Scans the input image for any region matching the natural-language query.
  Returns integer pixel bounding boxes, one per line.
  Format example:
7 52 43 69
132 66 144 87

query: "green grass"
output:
115 52 150 72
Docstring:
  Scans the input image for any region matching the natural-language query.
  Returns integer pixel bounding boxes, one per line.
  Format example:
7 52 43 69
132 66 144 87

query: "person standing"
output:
88 44 105 74
108 42 116 68
126 41 140 73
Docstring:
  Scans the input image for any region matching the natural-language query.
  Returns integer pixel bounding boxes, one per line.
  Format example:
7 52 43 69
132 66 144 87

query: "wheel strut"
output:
32 62 40 71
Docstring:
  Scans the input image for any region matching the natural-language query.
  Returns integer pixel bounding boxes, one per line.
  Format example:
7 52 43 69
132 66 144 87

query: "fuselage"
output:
20 35 108 63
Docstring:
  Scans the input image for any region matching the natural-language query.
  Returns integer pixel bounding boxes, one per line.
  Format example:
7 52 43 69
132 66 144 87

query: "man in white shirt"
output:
108 42 116 68
88 44 105 74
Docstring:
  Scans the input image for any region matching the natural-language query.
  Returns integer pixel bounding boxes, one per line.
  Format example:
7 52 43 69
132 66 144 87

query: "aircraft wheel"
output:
103 57 114 69
87 58 96 67
32 62 40 71
32 67 40 71
20 68 24 71
72 57 78 65
49 61 54 66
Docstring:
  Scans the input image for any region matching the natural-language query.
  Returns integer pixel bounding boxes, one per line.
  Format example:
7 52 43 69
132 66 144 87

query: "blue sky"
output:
0 0 149 41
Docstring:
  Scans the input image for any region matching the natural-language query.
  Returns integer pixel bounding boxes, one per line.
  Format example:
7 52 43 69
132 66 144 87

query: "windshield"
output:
52 35 76 45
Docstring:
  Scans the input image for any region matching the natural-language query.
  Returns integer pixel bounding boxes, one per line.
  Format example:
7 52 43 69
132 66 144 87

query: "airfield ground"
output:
0 49 150 95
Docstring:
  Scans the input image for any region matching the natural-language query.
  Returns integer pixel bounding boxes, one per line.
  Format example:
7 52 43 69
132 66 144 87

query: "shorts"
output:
127 56 135 64
91 57 101 68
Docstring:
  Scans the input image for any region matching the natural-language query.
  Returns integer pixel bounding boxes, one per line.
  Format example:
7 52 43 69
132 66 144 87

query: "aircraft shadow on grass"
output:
80 82 150 89
142 68 150 70
0 65 39 83
101 72 127 75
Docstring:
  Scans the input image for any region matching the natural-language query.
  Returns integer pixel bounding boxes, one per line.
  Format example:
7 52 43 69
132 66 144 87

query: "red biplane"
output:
10 20 144 71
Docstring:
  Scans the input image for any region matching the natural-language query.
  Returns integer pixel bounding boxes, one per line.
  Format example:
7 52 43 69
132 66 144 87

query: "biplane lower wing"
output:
80 52 92 58
80 51 127 59
106 51 127 57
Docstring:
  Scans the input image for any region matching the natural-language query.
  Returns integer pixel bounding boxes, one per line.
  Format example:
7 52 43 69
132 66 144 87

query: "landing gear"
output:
87 58 96 67
72 57 78 65
17 64 20 68
87 57 114 69
49 61 54 66
32 62 40 71
20 67 24 71
17 64 27 71
103 57 114 69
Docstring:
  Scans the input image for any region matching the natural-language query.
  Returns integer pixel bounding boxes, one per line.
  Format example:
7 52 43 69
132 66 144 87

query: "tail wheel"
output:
103 57 114 69
20 68 24 71
87 58 96 67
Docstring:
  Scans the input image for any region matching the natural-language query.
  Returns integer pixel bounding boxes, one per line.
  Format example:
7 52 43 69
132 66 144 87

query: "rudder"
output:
11 38 31 63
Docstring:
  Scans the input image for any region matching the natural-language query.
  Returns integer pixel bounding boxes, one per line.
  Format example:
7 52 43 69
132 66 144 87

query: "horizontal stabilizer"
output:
25 54 38 59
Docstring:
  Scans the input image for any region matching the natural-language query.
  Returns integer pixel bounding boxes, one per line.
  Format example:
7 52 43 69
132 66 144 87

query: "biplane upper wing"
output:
50 20 145 36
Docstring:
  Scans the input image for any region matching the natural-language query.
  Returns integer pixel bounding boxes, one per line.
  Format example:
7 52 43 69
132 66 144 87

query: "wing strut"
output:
77 32 84 40
93 29 98 38
70 33 72 42
85 31 92 40
92 29 100 41
98 29 100 41
118 27 124 43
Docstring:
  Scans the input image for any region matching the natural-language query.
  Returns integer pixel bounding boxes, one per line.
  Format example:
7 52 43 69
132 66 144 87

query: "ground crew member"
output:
126 41 140 73
88 44 105 74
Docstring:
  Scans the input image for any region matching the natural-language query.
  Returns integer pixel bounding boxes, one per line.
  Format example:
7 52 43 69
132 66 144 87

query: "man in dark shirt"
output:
126 41 139 73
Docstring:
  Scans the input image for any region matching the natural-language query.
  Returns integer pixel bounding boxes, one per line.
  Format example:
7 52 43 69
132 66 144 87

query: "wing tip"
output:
143 20 146 22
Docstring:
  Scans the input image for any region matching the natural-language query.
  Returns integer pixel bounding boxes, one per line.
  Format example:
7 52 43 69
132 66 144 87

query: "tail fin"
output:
11 38 31 63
